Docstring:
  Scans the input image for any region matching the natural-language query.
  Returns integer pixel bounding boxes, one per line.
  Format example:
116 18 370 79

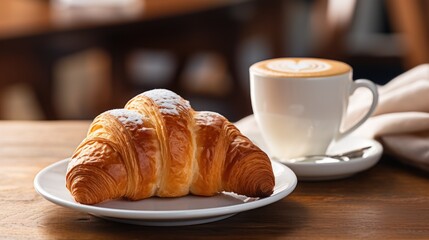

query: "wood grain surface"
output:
0 121 428 239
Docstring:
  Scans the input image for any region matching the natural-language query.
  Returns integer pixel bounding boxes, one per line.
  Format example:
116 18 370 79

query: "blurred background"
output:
0 0 427 122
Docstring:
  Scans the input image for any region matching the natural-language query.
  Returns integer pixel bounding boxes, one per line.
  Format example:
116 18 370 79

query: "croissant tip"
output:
67 173 110 205
253 178 275 198
254 186 274 198
74 194 95 205
260 189 274 198
69 187 101 205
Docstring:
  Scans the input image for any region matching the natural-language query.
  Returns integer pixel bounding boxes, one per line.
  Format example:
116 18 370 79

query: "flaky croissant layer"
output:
66 89 275 204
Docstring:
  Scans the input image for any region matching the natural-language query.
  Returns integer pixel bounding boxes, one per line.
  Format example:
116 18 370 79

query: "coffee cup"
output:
249 58 378 160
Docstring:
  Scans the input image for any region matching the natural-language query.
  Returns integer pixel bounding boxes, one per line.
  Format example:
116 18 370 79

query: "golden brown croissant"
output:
66 89 274 204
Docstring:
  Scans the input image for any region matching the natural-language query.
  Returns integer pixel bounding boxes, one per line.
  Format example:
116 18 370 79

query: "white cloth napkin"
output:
236 64 429 172
347 64 429 171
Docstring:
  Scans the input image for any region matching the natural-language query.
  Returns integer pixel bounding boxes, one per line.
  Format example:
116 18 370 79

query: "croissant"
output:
66 89 275 205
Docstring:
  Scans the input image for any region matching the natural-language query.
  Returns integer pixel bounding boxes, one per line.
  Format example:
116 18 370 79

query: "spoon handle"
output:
280 146 373 163
332 146 372 158
302 146 372 159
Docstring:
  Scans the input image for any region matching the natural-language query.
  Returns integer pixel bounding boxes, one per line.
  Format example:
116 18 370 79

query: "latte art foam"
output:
250 58 351 78
267 59 331 73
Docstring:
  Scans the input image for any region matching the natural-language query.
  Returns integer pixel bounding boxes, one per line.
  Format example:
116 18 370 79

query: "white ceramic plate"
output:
34 159 297 226
245 131 383 181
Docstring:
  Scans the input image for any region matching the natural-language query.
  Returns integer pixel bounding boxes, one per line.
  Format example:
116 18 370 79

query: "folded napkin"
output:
236 64 429 172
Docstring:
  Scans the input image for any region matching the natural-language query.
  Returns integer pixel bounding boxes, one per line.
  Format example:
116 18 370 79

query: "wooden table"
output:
1 121 428 239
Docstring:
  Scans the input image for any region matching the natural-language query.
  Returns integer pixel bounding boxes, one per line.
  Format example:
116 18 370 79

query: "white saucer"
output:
34 159 297 226
242 131 383 181
285 137 382 180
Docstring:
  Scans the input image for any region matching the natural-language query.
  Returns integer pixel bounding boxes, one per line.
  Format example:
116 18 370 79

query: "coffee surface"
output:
250 58 351 78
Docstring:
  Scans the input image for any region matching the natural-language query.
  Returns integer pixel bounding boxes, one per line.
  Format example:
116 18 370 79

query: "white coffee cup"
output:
250 58 378 160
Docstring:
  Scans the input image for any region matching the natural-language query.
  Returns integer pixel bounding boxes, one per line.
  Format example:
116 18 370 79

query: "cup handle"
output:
337 79 379 140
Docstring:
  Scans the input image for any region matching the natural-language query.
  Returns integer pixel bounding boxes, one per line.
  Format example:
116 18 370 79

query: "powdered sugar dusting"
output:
108 109 144 125
197 111 223 125
142 89 191 115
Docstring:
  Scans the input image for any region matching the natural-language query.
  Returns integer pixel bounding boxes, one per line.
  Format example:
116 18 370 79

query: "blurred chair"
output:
310 0 357 58
107 0 285 121
387 0 429 68
310 0 429 70
108 11 243 119
0 36 103 119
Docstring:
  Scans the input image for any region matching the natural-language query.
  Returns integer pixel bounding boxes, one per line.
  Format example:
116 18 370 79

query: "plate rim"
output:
34 159 297 220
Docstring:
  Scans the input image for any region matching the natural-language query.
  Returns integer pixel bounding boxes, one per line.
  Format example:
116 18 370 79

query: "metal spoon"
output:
283 146 372 164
